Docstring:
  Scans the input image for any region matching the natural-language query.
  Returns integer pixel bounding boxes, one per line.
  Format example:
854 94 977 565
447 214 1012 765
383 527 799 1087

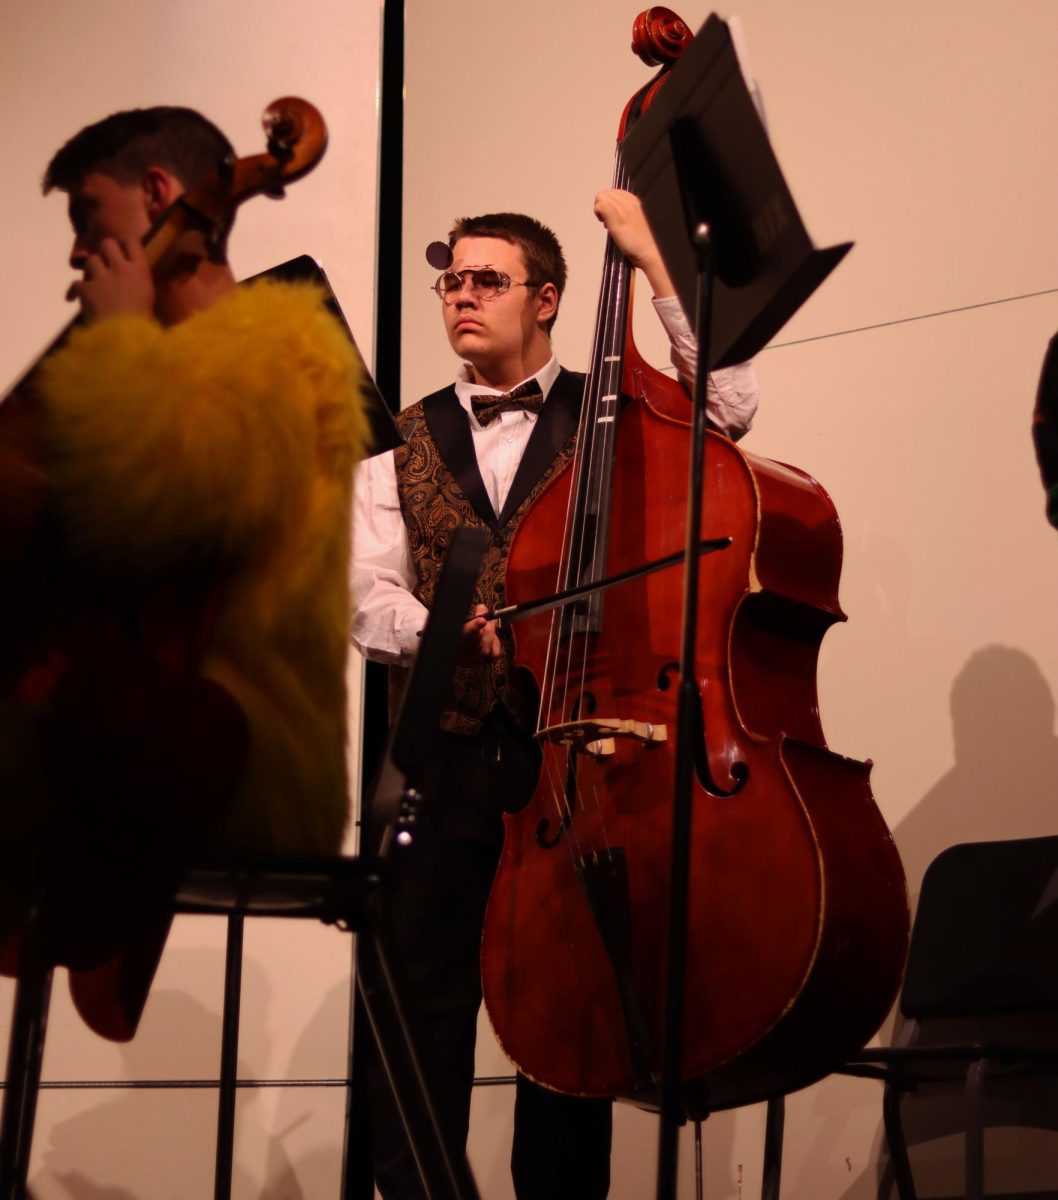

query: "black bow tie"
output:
470 380 544 427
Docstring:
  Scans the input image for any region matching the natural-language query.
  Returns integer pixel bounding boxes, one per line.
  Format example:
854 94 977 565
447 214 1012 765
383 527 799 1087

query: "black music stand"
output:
621 15 851 372
246 255 402 457
349 525 489 1200
621 16 853 1200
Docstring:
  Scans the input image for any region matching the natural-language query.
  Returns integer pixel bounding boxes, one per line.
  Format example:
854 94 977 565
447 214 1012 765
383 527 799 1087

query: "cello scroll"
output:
144 96 327 265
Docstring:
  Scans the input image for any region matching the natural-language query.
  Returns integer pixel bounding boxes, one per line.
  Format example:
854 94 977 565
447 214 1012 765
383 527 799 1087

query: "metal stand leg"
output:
693 1119 703 1200
0 918 54 1200
213 914 244 1200
761 1096 784 1200
340 942 375 1200
356 931 480 1200
964 1059 987 1200
881 1083 917 1200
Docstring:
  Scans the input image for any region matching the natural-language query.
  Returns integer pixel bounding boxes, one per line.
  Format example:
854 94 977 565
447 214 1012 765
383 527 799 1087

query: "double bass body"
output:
480 368 909 1107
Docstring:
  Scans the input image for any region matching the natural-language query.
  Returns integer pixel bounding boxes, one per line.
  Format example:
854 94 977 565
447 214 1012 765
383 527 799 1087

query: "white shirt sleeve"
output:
652 294 759 441
349 449 428 664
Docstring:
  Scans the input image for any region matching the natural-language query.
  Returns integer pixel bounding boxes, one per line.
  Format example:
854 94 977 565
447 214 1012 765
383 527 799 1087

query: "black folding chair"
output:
842 835 1058 1200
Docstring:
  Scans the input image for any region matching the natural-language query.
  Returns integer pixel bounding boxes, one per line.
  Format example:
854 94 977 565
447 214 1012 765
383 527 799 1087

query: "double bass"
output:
480 11 909 1110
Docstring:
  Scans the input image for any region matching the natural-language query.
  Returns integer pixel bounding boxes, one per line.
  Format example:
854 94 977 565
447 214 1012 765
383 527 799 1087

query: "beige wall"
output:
3 0 1058 1196
402 1 1058 1196
0 2 380 1196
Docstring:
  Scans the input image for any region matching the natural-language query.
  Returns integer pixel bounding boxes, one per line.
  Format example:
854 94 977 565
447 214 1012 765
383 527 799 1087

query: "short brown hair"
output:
448 212 567 332
43 107 233 195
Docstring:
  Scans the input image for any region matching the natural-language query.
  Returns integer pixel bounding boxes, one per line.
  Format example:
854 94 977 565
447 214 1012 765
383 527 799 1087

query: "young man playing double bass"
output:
0 106 367 1039
350 191 757 1198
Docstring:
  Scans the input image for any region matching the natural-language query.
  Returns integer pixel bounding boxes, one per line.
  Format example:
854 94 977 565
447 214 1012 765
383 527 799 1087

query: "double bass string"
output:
534 314 597 857
535 155 636 861
578 194 631 857
535 260 604 854
534 263 606 850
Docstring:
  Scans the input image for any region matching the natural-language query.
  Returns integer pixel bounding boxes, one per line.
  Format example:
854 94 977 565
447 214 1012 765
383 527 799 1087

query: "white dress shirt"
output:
350 297 758 664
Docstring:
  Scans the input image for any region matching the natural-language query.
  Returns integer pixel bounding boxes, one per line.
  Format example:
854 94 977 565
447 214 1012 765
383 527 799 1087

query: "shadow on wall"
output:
894 643 1058 903
856 644 1058 1199
30 950 273 1200
260 975 351 1200
786 644 1058 1200
29 952 356 1198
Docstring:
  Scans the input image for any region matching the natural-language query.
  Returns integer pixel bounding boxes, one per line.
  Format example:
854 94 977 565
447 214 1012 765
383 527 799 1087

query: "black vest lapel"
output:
497 368 583 526
422 388 498 528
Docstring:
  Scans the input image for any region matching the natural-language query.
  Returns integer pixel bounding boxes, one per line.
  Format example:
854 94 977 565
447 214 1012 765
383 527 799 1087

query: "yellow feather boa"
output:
36 278 368 854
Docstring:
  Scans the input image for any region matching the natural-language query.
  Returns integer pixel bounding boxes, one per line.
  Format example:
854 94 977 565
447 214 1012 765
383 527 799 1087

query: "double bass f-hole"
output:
657 663 748 798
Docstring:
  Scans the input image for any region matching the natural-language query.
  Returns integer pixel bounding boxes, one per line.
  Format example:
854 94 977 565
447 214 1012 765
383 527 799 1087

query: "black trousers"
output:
365 709 612 1200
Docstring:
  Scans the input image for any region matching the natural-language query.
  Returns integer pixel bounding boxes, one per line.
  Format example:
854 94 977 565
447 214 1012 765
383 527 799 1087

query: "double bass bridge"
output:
539 717 668 759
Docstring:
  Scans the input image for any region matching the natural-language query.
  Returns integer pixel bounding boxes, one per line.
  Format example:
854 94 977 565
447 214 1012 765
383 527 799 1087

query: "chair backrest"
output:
902 835 1058 1019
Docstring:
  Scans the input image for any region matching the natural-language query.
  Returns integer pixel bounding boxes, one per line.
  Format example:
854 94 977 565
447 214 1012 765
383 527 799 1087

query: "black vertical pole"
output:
0 909 54 1200
343 4 404 1198
214 914 244 1200
655 224 714 1200
372 0 404 421
361 0 405 792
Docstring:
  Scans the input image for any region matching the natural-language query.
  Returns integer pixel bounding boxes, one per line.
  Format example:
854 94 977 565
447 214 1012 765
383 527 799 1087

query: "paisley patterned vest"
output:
391 368 583 734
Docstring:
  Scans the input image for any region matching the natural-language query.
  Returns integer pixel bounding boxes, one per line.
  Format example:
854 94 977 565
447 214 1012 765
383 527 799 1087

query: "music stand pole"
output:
349 527 488 1200
620 19 855 1198
656 215 715 1200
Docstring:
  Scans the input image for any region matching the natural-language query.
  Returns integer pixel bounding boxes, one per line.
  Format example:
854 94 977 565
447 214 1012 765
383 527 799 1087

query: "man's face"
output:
66 171 153 269
441 236 551 379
